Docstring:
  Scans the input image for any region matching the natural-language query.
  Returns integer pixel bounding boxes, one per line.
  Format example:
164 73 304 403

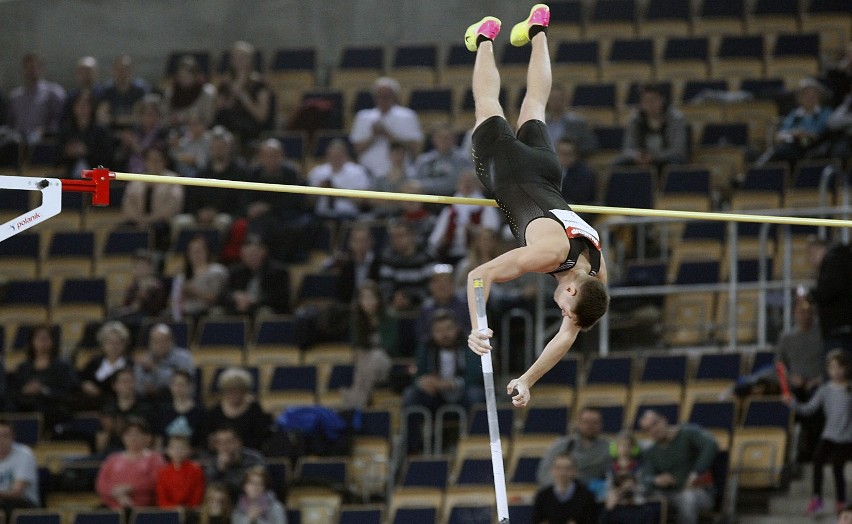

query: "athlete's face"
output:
553 285 579 324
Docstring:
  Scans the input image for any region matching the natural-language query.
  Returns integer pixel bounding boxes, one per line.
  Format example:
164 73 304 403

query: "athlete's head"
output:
554 273 609 330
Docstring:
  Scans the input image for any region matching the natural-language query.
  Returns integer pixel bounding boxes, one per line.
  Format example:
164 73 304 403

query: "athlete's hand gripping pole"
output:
473 278 510 523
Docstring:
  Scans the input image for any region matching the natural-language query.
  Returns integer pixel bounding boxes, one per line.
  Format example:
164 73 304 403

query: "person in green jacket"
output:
638 409 719 524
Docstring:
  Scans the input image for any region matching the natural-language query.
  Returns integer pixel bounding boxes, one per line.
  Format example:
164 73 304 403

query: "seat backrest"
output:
591 0 636 22
689 400 736 431
608 39 655 62
641 355 688 382
523 406 570 435
271 48 316 71
339 46 384 69
587 356 633 385
270 365 317 391
536 358 578 387
555 41 600 64
393 45 437 68
402 458 449 488
695 353 742 381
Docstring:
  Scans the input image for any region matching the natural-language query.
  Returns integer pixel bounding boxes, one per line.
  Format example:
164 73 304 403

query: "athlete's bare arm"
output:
508 316 577 407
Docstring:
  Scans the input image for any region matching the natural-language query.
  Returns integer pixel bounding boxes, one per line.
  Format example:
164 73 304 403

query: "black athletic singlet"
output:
471 116 601 275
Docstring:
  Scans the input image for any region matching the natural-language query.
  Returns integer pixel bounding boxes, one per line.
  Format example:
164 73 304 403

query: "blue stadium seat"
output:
275 132 306 161
608 38 655 64
401 457 449 488
297 273 340 304
11 510 63 524
645 0 691 25
327 364 354 390
718 35 764 61
695 354 742 381
102 230 149 256
700 0 745 19
298 458 347 485
70 510 122 524
501 43 532 66
700 123 749 147
508 504 534 523
536 358 578 389
590 0 636 26
48 231 94 257
468 405 514 437
270 48 316 72
407 88 453 113
773 33 820 58
682 221 725 241
587 356 633 385
597 405 625 434
339 507 382 524
522 406 570 435
605 168 654 209
445 44 476 68
129 509 181 524
554 41 600 67
663 36 709 62
358 409 391 439
592 126 624 151
338 46 383 70
675 261 720 285
392 507 437 524
549 0 583 25
196 318 247 350
739 78 785 99
742 399 791 429
393 45 437 68
1 279 50 307
456 457 494 485
58 278 106 306
621 260 667 286
662 166 711 194
681 80 728 104
9 414 42 446
741 165 786 193
689 401 736 432
269 365 317 394
447 506 493 524
641 355 688 383
511 456 541 484
572 83 617 108
753 0 800 17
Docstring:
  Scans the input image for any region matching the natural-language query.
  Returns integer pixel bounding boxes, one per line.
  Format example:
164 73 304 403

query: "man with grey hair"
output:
350 76 423 178
134 323 194 402
307 138 371 219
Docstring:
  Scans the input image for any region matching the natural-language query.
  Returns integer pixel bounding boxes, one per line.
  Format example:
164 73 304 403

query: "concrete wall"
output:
0 0 550 91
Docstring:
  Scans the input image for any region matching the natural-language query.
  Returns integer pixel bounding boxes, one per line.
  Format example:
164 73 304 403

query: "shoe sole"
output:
465 16 502 51
510 4 551 47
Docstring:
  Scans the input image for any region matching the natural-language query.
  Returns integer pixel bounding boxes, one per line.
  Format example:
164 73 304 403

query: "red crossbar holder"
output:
60 168 115 206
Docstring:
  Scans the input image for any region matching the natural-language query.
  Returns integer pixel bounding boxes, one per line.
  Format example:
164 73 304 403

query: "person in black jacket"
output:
220 234 291 317
809 239 852 357
532 452 598 524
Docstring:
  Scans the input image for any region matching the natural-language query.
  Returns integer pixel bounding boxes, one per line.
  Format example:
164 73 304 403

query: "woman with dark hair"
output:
163 55 216 128
169 233 228 323
58 88 114 179
96 417 165 511
343 280 397 409
159 369 208 449
9 324 76 431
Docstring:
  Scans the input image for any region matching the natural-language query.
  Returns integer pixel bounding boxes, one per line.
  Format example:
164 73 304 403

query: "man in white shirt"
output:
307 138 371 219
0 419 39 518
350 77 423 178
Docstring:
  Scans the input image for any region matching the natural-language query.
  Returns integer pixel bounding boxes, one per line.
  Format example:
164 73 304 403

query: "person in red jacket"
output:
156 427 205 510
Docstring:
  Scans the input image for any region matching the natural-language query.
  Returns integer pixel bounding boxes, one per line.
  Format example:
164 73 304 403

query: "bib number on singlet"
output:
549 209 601 250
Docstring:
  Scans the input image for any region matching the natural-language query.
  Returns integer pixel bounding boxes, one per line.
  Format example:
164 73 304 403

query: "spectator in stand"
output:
545 83 598 157
169 233 228 323
531 452 598 524
760 78 832 167
427 170 501 264
377 219 435 312
839 504 852 524
159 369 208 450
785 349 852 516
614 82 688 170
454 226 537 315
204 425 266 501
156 425 205 511
110 250 168 330
220 234 291 317
163 55 217 129
0 419 39 519
343 280 397 409
609 430 641 481
403 310 484 453
75 320 132 411
9 324 75 434
325 222 381 304
809 238 852 356
98 367 157 454
114 93 168 174
206 368 271 451
307 138 371 220
199 482 233 524
58 88 114 179
350 76 423 178
61 56 103 126
8 53 66 144
231 466 287 524
638 409 719 524
538 407 612 500
169 113 210 177
213 41 272 146
776 293 825 461
96 417 165 511
221 138 308 265
134 323 194 403
416 264 470 347
826 84 852 166
178 125 244 236
411 124 471 197
557 137 597 211
826 42 852 108
397 180 438 243
371 141 413 217
122 145 184 250
99 54 150 130
599 473 658 524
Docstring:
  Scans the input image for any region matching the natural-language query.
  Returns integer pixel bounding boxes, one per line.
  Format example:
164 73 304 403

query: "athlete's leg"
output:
472 41 505 131
517 31 552 129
